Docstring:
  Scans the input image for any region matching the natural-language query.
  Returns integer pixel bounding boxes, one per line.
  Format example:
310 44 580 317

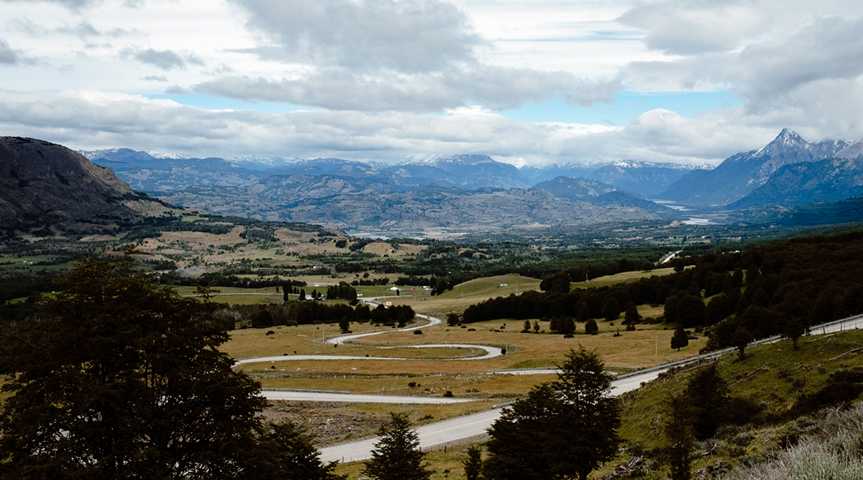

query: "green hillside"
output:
615 329 863 477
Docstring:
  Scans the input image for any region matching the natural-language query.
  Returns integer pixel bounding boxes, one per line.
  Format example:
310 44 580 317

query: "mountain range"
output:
662 129 861 208
5 128 863 239
83 149 693 234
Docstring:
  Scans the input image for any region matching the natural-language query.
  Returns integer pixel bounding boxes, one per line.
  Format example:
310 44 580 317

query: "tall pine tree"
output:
363 414 430 480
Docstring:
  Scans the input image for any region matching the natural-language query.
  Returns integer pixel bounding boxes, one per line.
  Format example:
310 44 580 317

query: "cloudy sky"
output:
1 0 861 165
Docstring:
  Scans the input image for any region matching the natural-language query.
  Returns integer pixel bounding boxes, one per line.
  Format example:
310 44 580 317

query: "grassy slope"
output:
611 329 863 477
570 267 677 290
348 330 863 480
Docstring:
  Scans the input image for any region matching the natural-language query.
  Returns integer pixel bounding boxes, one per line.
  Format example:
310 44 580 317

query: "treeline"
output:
159 271 307 289
325 282 357 301
221 301 415 329
351 277 388 286
463 230 863 351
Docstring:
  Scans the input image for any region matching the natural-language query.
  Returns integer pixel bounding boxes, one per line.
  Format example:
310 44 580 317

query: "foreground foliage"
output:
484 349 620 480
0 260 341 480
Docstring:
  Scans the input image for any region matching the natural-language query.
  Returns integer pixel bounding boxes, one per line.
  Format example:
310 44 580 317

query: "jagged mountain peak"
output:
755 128 808 156
837 139 863 160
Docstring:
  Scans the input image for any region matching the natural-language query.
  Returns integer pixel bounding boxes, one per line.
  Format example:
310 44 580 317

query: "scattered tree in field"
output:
585 318 599 335
671 326 689 351
447 313 461 327
603 297 621 321
664 394 695 480
733 326 753 360
338 316 350 333
299 289 307 301
283 283 291 303
533 320 540 333
783 316 805 350
0 260 343 480
364 414 430 480
624 304 640 331
560 317 576 337
522 320 531 333
685 363 729 439
463 445 483 480
484 349 620 480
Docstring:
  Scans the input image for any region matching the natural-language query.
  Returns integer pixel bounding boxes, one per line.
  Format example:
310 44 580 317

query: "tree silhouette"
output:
364 414 430 480
463 445 483 480
585 319 599 335
484 349 620 480
664 394 694 480
0 259 342 480
671 326 689 351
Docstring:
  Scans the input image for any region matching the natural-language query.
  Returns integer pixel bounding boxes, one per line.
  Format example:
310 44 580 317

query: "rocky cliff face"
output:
0 137 169 236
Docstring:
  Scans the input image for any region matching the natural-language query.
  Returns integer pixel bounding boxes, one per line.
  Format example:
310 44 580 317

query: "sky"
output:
0 0 862 166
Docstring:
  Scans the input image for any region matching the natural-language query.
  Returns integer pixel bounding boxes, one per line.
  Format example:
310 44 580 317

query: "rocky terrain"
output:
0 137 170 237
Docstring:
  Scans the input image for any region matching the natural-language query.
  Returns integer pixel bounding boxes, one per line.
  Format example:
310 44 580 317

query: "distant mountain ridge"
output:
662 129 850 206
81 148 684 233
84 149 697 196
731 157 863 209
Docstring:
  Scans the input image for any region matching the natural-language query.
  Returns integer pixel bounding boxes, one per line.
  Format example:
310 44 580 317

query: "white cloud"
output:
231 0 481 73
195 65 619 112
0 0 862 163
125 48 204 70
0 89 769 166
0 39 18 64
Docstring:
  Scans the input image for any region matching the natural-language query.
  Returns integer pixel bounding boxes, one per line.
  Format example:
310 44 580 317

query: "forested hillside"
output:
463 230 863 350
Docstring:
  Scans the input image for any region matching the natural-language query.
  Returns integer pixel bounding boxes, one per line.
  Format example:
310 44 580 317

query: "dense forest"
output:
463 230 863 350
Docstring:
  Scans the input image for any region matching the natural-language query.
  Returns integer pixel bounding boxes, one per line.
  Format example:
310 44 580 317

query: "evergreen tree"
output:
624 304 640 331
338 316 350 334
733 326 753 360
299 289 306 301
283 283 291 304
664 394 694 480
522 319 531 333
685 364 729 439
585 318 599 335
560 317 576 337
533 320 540 333
446 313 461 327
484 349 620 480
463 445 483 480
364 414 430 480
671 326 689 351
0 260 341 479
245 422 345 480
783 316 804 350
